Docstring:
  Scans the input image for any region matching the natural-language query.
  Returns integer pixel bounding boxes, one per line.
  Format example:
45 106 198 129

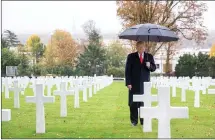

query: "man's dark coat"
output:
125 51 156 106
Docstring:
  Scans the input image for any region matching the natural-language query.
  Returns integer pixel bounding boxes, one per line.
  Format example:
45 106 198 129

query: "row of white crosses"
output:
25 75 113 133
2 77 29 98
2 75 113 134
151 76 214 108
188 76 214 107
2 75 112 110
133 82 189 138
2 78 28 122
144 76 215 138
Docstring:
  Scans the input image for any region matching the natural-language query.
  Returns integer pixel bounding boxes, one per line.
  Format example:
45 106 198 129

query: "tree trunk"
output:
165 44 171 73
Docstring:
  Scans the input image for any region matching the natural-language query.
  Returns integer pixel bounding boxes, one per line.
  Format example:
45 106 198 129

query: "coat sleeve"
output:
125 54 132 86
149 54 156 72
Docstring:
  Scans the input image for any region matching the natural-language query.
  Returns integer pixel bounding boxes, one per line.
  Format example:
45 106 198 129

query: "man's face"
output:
136 43 145 53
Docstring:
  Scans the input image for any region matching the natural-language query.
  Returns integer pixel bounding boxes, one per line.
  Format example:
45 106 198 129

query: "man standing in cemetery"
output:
125 41 156 126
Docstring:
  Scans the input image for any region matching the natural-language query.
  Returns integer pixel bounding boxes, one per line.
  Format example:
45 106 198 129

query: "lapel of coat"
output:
135 52 141 65
144 52 148 62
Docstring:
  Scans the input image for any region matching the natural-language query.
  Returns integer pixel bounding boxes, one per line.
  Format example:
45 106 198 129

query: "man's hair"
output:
136 41 145 47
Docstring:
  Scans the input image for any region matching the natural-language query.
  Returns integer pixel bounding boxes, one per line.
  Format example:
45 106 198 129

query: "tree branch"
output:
167 3 194 27
177 28 192 40
152 42 165 55
149 0 159 22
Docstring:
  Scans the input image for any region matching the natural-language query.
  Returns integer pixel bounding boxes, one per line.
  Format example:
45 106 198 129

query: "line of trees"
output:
175 53 215 78
1 20 128 77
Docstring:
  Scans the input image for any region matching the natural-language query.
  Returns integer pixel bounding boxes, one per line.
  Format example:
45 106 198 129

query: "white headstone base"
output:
2 109 11 121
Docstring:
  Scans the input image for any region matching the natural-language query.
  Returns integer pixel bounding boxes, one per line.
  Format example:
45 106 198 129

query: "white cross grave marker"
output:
76 78 87 102
194 88 201 107
189 80 202 108
26 84 55 133
181 87 186 102
181 82 189 102
53 82 74 117
4 78 9 98
93 75 97 94
46 81 53 96
208 89 215 94
73 79 80 108
172 83 177 97
82 79 88 102
140 86 189 138
208 89 215 101
133 82 157 132
201 80 207 95
191 80 201 108
2 78 5 93
74 86 80 108
9 80 24 108
18 79 26 95
2 109 11 121
88 79 93 98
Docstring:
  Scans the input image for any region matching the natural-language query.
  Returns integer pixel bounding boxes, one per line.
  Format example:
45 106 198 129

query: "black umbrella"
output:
118 23 179 42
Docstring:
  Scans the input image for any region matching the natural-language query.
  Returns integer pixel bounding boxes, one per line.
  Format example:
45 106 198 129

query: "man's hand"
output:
127 85 132 90
146 62 150 69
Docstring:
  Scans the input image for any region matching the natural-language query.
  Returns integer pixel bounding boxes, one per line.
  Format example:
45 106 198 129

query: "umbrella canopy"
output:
118 23 179 42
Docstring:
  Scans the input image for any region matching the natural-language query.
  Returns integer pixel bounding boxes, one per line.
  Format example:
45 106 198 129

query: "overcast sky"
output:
2 1 215 35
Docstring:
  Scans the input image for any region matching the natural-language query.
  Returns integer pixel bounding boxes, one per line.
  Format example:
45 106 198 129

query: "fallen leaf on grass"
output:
193 116 199 120
206 132 211 137
211 105 215 108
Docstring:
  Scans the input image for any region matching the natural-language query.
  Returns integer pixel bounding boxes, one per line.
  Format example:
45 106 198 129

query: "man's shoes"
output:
140 119 144 125
131 122 137 126
140 121 143 125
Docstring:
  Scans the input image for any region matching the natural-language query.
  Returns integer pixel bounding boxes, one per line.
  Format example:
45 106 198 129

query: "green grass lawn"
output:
1 81 215 138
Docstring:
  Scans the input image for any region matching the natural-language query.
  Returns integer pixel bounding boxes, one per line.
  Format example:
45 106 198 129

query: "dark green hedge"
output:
175 52 215 78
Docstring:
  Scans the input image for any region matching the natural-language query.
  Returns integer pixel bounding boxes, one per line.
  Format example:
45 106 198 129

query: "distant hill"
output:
16 30 215 48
